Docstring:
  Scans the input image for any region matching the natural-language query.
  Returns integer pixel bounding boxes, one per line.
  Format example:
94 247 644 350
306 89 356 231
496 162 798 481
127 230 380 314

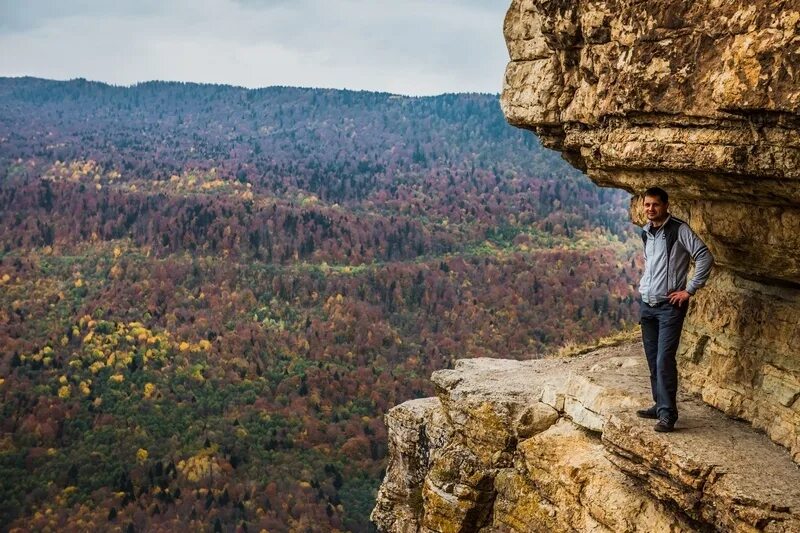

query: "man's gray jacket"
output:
639 215 714 305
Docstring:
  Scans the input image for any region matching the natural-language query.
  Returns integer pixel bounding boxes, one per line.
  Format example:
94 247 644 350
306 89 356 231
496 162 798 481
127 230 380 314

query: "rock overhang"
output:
500 0 800 463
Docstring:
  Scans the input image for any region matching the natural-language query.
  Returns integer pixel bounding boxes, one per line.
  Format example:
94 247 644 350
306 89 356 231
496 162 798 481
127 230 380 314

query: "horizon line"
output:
0 75 502 99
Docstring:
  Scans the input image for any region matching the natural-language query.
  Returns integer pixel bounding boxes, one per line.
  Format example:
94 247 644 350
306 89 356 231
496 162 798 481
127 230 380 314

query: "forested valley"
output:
0 77 642 532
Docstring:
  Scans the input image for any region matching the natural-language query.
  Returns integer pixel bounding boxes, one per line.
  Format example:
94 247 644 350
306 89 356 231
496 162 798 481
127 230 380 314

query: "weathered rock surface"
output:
371 344 800 532
500 0 800 460
374 2 800 529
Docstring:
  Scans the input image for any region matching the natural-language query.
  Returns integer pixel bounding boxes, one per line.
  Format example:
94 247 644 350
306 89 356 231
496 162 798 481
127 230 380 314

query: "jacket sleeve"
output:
679 224 714 294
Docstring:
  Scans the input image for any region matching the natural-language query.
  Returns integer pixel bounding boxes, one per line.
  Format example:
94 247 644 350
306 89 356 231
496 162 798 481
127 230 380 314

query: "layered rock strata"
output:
500 0 800 460
371 344 800 532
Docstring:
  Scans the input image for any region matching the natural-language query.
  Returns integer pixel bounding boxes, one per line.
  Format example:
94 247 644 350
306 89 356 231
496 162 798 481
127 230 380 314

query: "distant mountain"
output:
0 77 639 532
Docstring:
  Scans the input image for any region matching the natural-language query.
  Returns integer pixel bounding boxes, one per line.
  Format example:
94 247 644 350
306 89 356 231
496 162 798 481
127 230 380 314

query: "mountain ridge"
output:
0 76 639 531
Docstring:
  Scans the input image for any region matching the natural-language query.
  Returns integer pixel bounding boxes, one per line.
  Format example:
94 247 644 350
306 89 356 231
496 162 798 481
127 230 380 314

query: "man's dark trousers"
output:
640 299 687 422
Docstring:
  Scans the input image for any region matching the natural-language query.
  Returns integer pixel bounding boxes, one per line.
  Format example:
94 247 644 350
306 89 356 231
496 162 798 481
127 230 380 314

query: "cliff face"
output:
501 0 800 460
371 345 800 531
372 1 800 531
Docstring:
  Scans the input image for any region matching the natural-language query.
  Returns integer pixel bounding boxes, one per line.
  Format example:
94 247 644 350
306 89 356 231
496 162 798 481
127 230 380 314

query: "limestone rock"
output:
371 345 800 532
500 0 800 460
373 3 800 529
495 419 697 533
604 406 800 531
431 357 567 465
371 398 442 531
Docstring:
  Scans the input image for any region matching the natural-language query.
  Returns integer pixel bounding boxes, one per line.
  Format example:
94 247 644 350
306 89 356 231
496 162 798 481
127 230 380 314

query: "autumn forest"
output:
0 77 642 532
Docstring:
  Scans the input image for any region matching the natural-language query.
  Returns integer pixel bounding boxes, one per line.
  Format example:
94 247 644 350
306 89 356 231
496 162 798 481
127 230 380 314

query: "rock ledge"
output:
499 0 800 466
371 343 800 532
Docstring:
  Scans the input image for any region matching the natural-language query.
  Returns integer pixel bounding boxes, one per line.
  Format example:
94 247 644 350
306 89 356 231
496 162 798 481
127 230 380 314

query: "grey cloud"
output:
0 0 164 32
0 0 511 95
230 0 297 8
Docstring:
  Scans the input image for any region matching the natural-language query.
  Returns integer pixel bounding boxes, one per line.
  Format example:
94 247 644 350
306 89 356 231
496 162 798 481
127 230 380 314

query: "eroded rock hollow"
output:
371 1 800 531
502 0 800 460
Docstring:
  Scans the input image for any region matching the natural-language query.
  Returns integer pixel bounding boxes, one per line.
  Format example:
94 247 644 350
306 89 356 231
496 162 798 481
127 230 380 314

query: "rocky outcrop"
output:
501 0 800 461
372 2 800 530
371 344 800 532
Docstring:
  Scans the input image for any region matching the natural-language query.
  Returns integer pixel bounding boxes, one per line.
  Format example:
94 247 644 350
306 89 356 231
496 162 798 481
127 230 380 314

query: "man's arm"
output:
679 224 714 294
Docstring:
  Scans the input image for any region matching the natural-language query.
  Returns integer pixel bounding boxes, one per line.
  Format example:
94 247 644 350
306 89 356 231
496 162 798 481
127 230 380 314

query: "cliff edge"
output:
372 1 800 531
371 344 800 531
500 0 800 460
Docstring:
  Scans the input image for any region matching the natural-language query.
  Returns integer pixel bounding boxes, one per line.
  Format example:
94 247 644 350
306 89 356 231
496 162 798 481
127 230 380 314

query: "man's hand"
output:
667 290 691 307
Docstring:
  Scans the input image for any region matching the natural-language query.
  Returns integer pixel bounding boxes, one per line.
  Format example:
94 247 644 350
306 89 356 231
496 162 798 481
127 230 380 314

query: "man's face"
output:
643 195 669 225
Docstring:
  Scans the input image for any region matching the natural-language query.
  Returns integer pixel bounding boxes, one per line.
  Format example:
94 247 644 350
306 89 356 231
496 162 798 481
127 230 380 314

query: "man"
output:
637 187 713 432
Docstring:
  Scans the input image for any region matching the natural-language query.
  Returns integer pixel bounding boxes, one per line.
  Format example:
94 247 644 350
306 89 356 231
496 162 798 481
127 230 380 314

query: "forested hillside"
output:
0 77 641 532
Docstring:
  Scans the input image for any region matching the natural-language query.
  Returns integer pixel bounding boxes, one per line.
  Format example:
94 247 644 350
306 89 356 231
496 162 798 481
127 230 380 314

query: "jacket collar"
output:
644 214 672 234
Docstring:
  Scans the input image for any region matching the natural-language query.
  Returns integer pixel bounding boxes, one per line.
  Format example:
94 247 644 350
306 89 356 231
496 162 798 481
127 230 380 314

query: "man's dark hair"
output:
644 187 669 203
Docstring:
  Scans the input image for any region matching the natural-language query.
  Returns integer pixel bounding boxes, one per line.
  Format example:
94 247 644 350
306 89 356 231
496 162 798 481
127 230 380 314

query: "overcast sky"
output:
0 0 511 95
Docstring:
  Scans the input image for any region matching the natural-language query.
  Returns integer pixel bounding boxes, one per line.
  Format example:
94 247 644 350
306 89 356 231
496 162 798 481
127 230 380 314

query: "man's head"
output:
643 187 669 226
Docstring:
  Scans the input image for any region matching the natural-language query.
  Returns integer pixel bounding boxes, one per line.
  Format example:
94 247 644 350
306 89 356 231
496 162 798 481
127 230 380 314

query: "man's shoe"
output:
636 406 658 419
654 417 675 433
